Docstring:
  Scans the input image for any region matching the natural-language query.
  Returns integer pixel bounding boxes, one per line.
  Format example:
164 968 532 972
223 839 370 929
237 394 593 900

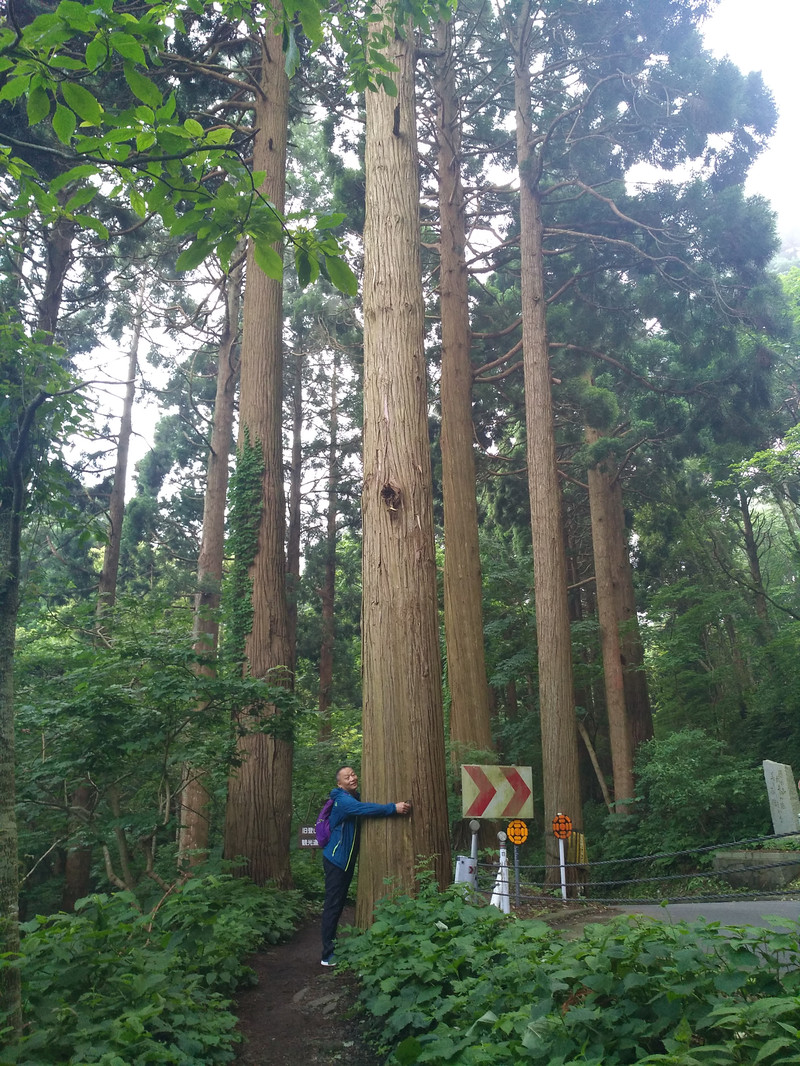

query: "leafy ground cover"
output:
339 882 800 1065
2 873 303 1065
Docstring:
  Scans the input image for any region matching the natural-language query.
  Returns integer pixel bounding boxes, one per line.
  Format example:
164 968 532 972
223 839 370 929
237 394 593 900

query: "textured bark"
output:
179 252 242 865
585 425 635 809
512 3 582 867
223 32 293 888
435 17 493 762
356 9 451 925
318 360 338 738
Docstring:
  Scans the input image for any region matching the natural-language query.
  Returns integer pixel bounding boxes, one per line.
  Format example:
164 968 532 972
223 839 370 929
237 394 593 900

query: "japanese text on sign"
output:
298 826 319 848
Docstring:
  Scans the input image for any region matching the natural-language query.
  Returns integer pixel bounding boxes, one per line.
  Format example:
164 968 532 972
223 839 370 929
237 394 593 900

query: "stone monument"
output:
762 759 800 836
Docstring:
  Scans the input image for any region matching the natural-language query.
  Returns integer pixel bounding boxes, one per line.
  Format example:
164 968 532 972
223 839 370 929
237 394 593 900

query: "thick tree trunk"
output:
435 17 493 763
318 359 338 738
357 8 451 925
512 3 582 867
223 32 294 889
179 252 242 865
585 425 635 810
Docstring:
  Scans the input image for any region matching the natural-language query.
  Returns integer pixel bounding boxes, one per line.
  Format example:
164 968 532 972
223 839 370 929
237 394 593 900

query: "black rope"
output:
468 832 800 907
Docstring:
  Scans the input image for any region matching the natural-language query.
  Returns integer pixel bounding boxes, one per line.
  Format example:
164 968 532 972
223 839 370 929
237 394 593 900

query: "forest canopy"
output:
1 0 798 1046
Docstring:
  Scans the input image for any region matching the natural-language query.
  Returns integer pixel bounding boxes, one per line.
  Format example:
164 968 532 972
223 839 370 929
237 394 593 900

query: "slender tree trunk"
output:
357 6 451 924
585 425 634 809
607 480 653 749
0 490 22 1033
435 16 493 763
286 349 303 669
738 488 772 639
511 2 582 866
318 358 338 738
773 488 800 557
179 251 243 865
36 216 76 336
96 285 144 619
223 29 294 888
61 784 94 911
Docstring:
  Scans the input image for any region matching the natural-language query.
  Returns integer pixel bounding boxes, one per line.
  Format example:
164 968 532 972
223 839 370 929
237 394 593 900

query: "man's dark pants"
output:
321 856 355 961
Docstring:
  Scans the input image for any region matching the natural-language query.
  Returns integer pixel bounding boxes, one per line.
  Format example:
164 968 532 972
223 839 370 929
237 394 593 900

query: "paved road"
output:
615 900 800 930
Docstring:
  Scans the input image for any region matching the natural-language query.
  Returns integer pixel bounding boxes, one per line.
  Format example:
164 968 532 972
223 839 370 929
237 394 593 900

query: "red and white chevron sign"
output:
461 764 534 819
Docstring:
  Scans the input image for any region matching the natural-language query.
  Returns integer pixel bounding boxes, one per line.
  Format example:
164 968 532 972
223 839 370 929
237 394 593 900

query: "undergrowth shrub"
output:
2 873 302 1065
340 882 800 1065
583 729 772 897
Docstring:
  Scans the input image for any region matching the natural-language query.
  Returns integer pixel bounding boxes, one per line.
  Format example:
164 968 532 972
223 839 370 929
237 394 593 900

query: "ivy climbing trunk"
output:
223 28 293 889
356 4 451 926
435 16 493 764
511 0 583 866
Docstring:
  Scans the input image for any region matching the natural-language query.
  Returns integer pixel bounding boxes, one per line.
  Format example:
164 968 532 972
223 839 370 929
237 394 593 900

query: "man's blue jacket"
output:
322 788 396 871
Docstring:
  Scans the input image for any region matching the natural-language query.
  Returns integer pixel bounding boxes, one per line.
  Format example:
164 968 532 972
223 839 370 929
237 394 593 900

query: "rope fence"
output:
467 831 800 906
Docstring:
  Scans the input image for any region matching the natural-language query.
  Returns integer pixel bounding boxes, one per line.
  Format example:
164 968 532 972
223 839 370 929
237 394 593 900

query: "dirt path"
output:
232 899 620 1065
233 906 378 1066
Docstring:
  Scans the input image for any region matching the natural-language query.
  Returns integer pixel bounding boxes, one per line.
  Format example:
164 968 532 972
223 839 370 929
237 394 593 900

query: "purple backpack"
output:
315 797 335 847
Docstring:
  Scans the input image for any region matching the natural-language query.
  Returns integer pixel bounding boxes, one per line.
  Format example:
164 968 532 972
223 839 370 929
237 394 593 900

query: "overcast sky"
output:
701 0 799 243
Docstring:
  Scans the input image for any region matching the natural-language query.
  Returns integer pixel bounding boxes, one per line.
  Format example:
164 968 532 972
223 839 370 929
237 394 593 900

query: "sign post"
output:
507 819 528 907
552 813 572 901
490 831 510 913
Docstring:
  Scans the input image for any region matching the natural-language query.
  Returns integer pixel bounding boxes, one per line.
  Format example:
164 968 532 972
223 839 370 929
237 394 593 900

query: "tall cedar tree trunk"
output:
607 477 653 750
318 357 338 737
512 3 582 866
286 350 302 668
179 253 242 864
435 17 493 762
585 425 635 808
223 30 293 888
357 10 451 924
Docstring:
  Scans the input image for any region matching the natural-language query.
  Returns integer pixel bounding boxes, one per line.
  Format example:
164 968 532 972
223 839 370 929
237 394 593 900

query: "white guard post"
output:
454 855 478 889
559 836 567 901
470 818 480 861
490 831 510 913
